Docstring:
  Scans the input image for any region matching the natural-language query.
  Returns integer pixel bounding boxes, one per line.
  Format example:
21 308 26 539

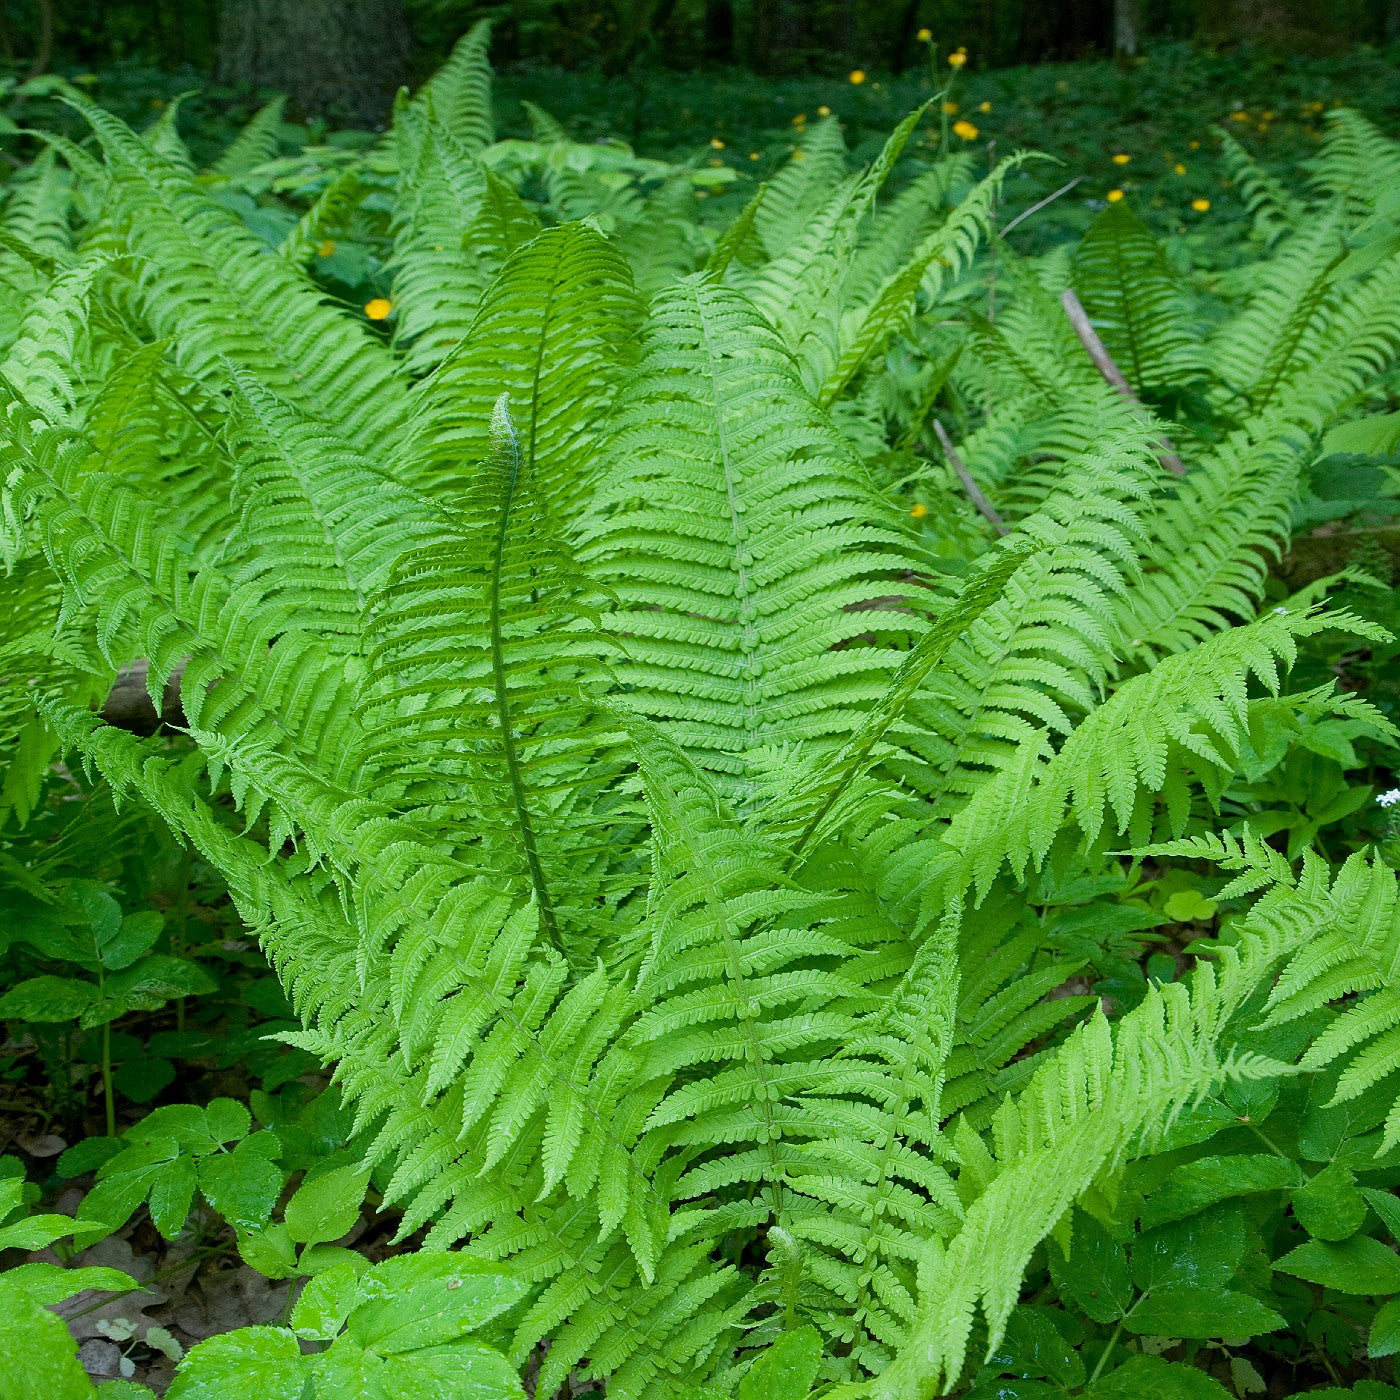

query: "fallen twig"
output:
932 419 1009 535
1060 288 1186 477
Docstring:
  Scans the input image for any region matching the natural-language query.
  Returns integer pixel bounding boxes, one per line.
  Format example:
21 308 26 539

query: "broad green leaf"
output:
1364 1187 1400 1244
0 975 96 1021
100 911 164 970
0 1211 76 1250
1132 1209 1244 1293
0 1278 96 1400
1320 411 1400 457
1123 1285 1285 1339
988 1306 1084 1389
376 1340 524 1399
95 1383 156 1397
1371 1296 1400 1357
1275 1236 1400 1294
738 1326 823 1400
165 1326 306 1400
198 1134 282 1229
1 1262 138 1304
292 1260 364 1340
1294 1162 1367 1240
1087 1354 1232 1398
347 1255 529 1354
1140 1154 1301 1230
57 1136 121 1178
203 1098 253 1145
148 1153 199 1240
237 1223 301 1280
283 1162 367 1247
82 957 216 1027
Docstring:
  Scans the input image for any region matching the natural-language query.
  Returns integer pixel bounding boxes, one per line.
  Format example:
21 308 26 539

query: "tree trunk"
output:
217 0 413 128
1114 0 1145 55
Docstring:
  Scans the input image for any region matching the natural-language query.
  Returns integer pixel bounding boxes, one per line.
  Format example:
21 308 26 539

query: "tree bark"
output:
1114 0 1144 55
217 0 413 128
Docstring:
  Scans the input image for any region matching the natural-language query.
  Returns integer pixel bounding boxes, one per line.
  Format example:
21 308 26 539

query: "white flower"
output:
1377 788 1400 808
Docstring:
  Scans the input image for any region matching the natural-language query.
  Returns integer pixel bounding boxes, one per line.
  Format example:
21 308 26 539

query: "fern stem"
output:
487 394 561 948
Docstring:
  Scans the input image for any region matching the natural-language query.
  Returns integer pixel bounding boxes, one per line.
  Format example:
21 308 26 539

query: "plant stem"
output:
101 1020 114 1139
1086 1317 1126 1388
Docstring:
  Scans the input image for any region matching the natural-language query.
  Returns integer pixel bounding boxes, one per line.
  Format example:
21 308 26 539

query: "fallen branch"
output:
932 419 1009 536
1060 288 1186 477
100 659 187 733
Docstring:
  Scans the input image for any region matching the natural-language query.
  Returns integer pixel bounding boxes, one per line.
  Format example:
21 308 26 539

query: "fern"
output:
7 45 1400 1398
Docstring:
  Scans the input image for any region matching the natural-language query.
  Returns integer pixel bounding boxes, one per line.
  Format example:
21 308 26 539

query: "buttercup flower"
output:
948 47 967 68
317 240 335 258
849 69 866 84
917 27 932 42
979 100 991 113
952 119 979 141
1174 162 1186 175
817 105 831 116
364 298 393 320
1112 153 1130 164
710 137 725 149
749 151 760 160
1191 198 1211 212
792 113 806 125
944 101 959 114
910 503 928 518
1107 188 1125 202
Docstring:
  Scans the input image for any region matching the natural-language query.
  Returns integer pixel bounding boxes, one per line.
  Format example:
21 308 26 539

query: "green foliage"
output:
6 29 1400 1400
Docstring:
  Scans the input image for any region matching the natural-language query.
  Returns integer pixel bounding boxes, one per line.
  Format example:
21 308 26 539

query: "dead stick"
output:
1059 288 1187 477
932 419 1009 536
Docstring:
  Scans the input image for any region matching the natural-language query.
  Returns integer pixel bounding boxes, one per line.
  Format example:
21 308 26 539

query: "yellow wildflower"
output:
1112 153 1130 165
952 119 979 141
364 298 393 320
817 105 831 116
917 27 932 42
749 151 760 161
1174 162 1186 175
910 502 928 519
943 100 959 114
709 137 725 149
1106 188 1125 202
708 158 725 167
1189 139 1200 149
317 239 336 258
792 113 806 125
948 47 967 68
979 100 991 113
1191 198 1211 212
1228 110 1250 122
849 69 866 84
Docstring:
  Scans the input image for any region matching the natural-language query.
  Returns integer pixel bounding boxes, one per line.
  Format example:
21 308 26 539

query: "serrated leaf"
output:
738 1326 823 1400
1276 1236 1400 1294
164 1326 306 1400
283 1162 367 1247
1124 1285 1284 1340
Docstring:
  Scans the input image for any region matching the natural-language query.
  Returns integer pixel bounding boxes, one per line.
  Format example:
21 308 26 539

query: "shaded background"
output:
17 0 1400 126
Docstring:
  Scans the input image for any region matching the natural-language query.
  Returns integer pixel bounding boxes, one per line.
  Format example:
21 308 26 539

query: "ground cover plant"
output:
5 20 1400 1399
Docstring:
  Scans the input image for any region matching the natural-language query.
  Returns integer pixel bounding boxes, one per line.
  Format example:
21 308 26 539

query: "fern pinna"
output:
6 31 1400 1398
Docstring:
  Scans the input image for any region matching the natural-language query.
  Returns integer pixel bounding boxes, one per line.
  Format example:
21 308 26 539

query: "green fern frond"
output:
210 95 286 178
413 19 496 152
365 394 628 951
1071 199 1204 393
398 222 636 514
581 275 920 795
1216 128 1301 247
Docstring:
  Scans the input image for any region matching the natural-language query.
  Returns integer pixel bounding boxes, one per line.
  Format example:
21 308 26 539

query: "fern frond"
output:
1216 128 1301 247
1070 199 1204 393
210 96 286 178
581 276 919 795
398 222 636 515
